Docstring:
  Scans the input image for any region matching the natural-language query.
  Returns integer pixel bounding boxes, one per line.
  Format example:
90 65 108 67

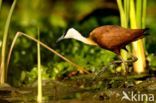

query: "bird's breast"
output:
90 32 117 50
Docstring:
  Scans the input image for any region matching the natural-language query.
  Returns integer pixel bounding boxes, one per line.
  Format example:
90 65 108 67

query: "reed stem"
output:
117 0 129 74
37 29 42 103
142 0 147 28
0 0 16 84
7 32 89 76
130 0 146 73
0 0 2 11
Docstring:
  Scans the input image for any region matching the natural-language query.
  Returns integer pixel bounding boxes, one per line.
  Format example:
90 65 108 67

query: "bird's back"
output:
89 25 146 54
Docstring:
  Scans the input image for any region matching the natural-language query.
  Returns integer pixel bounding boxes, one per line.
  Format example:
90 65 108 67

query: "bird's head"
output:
56 28 82 42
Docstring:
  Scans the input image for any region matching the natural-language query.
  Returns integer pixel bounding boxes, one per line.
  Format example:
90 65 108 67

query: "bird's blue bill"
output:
56 35 65 43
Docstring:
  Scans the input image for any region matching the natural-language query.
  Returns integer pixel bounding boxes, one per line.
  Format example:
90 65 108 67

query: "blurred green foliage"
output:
0 0 156 86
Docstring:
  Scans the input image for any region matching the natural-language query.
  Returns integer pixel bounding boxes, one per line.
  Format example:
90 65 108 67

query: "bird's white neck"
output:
64 28 97 46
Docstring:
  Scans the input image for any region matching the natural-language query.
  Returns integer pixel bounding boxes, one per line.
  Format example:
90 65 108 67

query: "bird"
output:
57 25 148 71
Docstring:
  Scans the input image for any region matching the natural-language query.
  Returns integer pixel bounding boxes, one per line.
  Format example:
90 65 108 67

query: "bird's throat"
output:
85 38 98 46
77 36 97 46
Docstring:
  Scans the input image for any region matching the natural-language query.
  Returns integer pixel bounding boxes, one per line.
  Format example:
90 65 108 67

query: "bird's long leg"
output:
93 59 123 80
93 54 138 80
122 47 138 64
118 53 138 74
127 53 138 63
118 55 128 74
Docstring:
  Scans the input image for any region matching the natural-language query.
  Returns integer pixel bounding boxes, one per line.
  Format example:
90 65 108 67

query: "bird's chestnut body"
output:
89 25 147 54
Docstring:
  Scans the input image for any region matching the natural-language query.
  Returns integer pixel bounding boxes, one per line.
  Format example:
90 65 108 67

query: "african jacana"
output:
57 25 148 71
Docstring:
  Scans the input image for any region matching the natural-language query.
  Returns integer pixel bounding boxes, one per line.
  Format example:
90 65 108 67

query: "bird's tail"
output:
131 28 149 41
143 28 150 36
